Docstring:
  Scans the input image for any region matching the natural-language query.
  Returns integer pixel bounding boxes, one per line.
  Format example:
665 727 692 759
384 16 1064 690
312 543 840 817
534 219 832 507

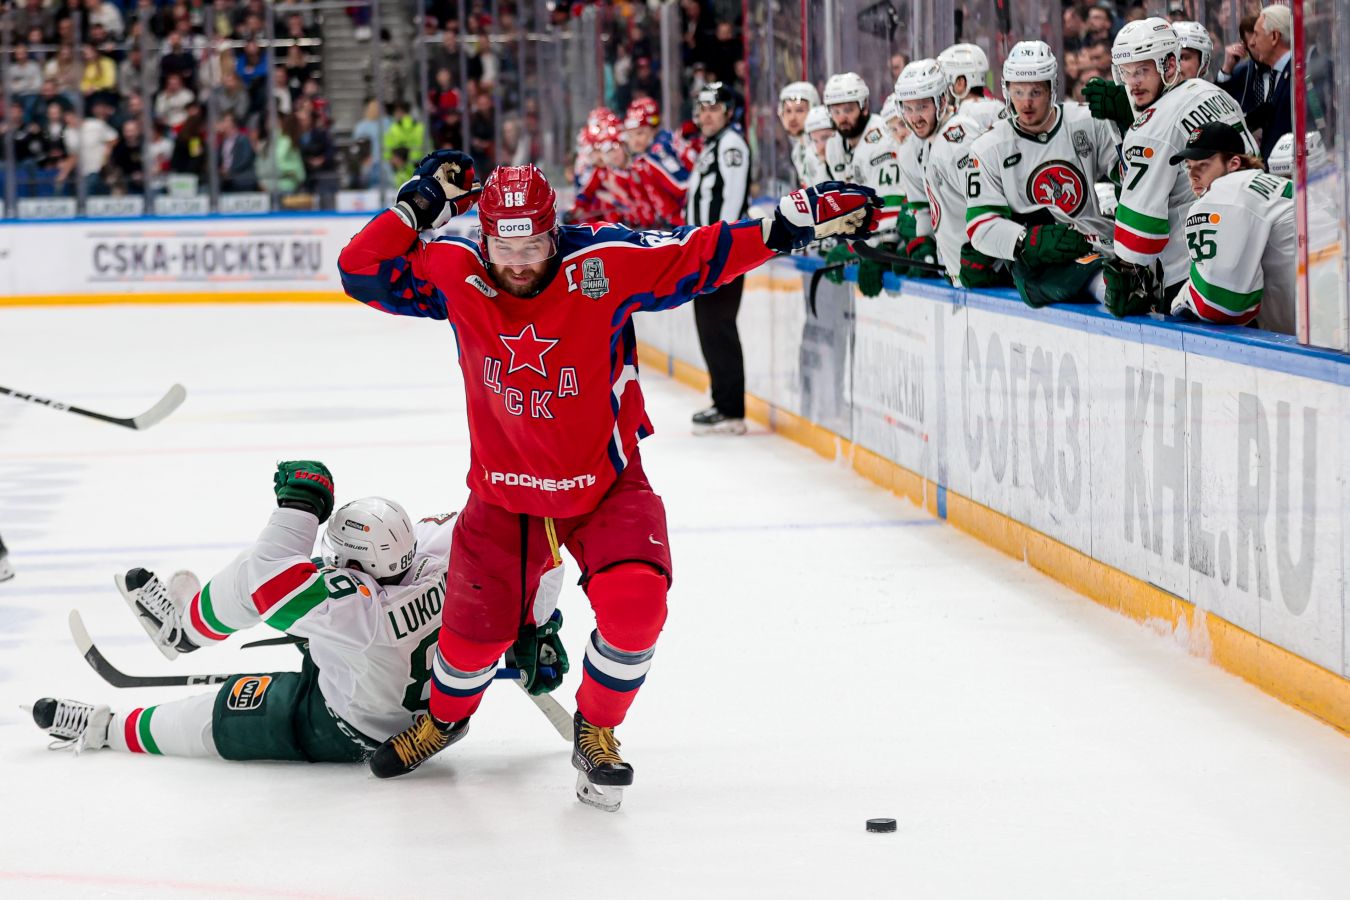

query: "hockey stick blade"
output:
0 383 186 430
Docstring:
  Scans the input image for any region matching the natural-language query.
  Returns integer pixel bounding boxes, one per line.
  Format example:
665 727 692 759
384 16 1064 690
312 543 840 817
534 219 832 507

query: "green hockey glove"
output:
857 257 887 297
273 460 335 523
823 241 856 285
1103 257 1164 317
958 242 1009 288
512 609 570 696
1016 223 1091 268
1083 77 1134 134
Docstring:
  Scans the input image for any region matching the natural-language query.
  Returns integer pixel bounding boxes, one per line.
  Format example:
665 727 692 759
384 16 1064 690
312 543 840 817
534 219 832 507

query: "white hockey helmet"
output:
804 103 833 133
1171 21 1214 78
322 497 417 582
779 81 820 110
1268 131 1330 178
894 59 952 128
1111 18 1182 88
1001 40 1059 116
823 71 869 109
937 43 989 98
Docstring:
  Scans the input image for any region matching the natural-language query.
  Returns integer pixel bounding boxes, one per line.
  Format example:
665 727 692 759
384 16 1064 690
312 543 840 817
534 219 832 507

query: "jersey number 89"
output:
502 191 528 207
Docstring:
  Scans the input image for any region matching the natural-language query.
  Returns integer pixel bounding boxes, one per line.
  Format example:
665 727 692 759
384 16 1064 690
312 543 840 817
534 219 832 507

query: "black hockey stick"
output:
849 241 948 276
807 263 848 317
68 609 573 738
0 383 186 430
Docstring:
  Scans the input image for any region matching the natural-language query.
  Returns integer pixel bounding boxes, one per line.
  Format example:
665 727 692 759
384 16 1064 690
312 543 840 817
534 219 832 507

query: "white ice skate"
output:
27 697 112 753
115 567 202 660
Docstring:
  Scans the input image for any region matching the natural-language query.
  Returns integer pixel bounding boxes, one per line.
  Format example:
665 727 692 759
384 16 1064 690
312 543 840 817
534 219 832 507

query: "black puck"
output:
865 818 896 833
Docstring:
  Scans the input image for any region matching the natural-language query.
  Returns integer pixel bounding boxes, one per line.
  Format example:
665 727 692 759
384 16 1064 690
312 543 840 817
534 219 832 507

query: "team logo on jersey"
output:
577 257 611 299
1072 130 1092 158
1131 108 1155 131
227 675 273 711
499 323 559 378
943 124 966 144
864 129 882 143
465 274 498 297
1027 162 1087 216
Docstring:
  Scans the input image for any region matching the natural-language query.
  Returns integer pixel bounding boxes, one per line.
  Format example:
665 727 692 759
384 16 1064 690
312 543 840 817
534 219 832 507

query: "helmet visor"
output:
483 232 557 266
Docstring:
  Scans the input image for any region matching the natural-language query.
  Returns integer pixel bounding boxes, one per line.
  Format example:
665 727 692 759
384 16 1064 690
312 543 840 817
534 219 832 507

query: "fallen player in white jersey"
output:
29 460 565 763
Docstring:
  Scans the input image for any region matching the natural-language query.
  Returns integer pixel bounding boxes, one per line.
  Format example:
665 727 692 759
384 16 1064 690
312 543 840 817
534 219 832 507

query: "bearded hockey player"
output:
779 81 828 188
965 41 1119 307
937 43 1004 131
893 58 985 285
337 152 879 809
1087 18 1256 315
1168 122 1295 332
823 72 903 234
30 461 564 763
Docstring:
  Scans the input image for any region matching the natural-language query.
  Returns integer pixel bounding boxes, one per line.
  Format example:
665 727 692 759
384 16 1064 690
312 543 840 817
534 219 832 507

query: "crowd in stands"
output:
0 0 337 200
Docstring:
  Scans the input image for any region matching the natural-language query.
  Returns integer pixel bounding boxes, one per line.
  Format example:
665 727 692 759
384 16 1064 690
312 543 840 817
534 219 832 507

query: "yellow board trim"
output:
639 341 1350 736
0 291 348 307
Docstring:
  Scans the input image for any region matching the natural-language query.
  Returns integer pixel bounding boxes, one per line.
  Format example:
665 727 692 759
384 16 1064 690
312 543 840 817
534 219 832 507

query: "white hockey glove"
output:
762 181 881 252
392 149 480 232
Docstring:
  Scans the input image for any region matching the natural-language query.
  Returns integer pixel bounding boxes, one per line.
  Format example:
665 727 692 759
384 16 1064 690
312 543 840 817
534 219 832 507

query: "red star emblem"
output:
499 324 559 378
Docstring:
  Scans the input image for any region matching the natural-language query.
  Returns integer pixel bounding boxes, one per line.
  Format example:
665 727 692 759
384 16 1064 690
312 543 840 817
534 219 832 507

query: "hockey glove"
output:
857 257 887 298
273 460 335 523
1083 77 1135 134
905 236 941 278
1103 257 1164 318
512 609 570 696
393 149 478 231
959 242 1007 288
822 240 857 285
1016 223 1091 268
763 181 882 252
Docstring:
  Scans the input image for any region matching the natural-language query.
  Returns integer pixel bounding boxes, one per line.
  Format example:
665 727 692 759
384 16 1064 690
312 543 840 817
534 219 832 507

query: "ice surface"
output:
2 304 1349 899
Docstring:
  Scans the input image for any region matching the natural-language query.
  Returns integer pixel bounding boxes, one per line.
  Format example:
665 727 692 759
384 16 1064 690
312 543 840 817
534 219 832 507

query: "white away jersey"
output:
921 115 984 281
1172 169 1296 330
825 114 904 234
965 103 1118 261
1115 78 1255 284
958 95 1005 132
791 134 829 188
182 508 561 742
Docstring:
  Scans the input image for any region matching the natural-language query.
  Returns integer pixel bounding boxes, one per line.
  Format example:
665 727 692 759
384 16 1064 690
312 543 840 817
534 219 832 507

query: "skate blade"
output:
692 420 747 436
113 573 179 661
575 771 623 812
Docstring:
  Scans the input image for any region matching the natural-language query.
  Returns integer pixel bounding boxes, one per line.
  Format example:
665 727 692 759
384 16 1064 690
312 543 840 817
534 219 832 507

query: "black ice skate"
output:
115 567 200 660
691 406 747 436
0 534 13 582
29 697 111 753
369 713 470 778
572 711 633 812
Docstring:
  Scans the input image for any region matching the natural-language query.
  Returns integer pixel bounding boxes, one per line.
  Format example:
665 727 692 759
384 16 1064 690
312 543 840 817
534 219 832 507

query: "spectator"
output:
79 45 118 106
43 45 82 108
299 78 330 129
371 144 404 189
234 39 269 92
118 46 149 101
1085 2 1115 44
351 98 390 164
37 100 75 195
384 100 425 182
708 20 742 85
282 44 313 98
159 31 197 91
272 68 295 118
1063 6 1086 51
155 72 196 131
889 53 911 82
216 111 257 192
13 0 55 43
1218 15 1266 114
76 99 119 194
428 68 461 125
4 100 44 195
295 105 335 192
7 45 44 120
1081 38 1112 81
431 24 483 87
257 115 308 195
213 69 251 128
680 0 715 70
84 0 125 39
1246 4 1293 160
105 116 147 195
468 90 495 172
170 106 207 179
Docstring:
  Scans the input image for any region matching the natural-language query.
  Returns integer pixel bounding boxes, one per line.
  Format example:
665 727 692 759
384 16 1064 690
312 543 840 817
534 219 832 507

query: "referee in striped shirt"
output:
685 81 751 435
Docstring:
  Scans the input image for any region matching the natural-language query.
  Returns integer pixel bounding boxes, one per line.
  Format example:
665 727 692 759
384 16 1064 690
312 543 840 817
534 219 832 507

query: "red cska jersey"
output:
338 211 775 517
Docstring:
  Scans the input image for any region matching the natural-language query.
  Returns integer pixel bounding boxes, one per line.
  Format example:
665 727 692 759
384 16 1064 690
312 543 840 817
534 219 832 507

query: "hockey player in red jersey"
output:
338 151 878 809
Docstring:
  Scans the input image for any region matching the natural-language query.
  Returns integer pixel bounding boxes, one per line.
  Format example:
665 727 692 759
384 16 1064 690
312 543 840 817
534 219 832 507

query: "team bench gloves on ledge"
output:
763 181 881 253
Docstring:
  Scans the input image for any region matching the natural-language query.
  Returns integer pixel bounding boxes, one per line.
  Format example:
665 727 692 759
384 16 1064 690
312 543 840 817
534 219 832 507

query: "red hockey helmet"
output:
624 97 660 130
476 164 559 265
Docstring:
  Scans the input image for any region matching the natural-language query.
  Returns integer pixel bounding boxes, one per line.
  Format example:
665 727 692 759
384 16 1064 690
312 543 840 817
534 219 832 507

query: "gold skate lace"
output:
391 715 449 766
578 723 623 766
